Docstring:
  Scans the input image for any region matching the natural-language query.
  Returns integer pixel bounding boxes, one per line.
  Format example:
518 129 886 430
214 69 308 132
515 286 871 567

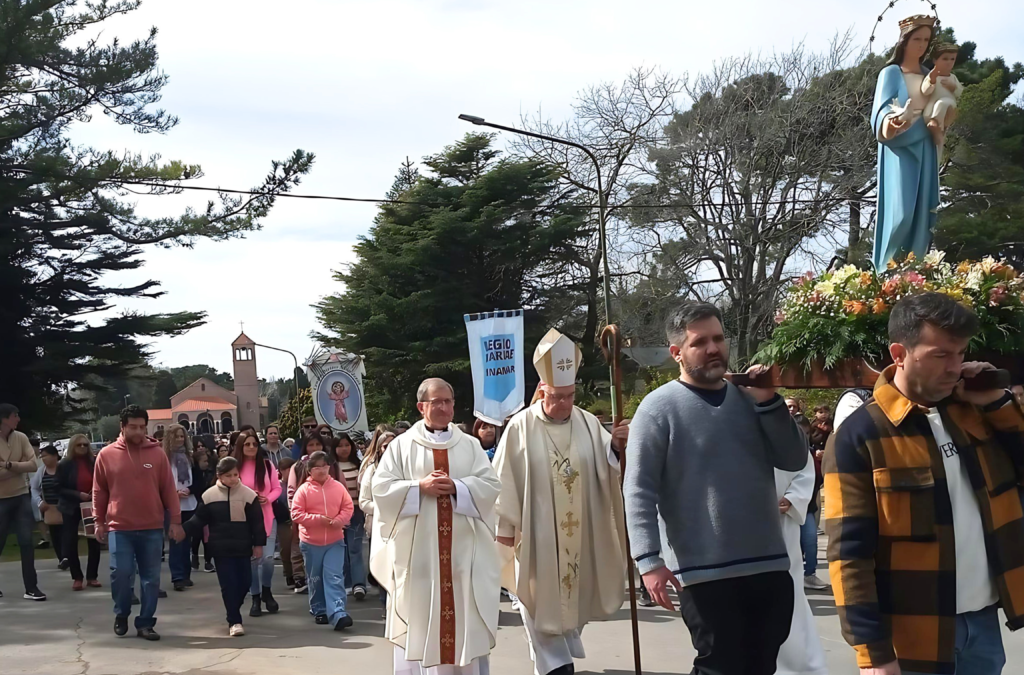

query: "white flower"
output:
923 250 946 266
814 280 836 297
965 269 985 291
832 265 859 286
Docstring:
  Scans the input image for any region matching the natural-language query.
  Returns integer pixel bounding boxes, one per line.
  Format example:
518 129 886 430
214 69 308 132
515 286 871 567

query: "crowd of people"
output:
1 291 1023 675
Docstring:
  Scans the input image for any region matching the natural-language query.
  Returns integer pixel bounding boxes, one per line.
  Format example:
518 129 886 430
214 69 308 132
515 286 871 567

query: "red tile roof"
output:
172 397 236 412
149 409 173 421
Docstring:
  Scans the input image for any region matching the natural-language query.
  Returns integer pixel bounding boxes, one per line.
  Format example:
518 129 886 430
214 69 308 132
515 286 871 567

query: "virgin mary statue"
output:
871 15 941 270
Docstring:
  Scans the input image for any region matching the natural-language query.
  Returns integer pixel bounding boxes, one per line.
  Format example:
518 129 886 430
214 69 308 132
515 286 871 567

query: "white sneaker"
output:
229 624 245 637
804 574 829 590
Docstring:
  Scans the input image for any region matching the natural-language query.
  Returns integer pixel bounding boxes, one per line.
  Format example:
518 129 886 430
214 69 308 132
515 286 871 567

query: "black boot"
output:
546 665 574 675
249 594 262 617
262 586 279 614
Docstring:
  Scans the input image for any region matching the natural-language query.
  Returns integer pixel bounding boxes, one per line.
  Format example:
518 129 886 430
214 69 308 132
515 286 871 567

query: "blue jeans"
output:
800 511 818 577
343 509 367 589
300 539 350 626
109 529 163 629
168 509 194 583
903 604 1005 675
0 494 38 591
214 556 252 625
251 517 276 594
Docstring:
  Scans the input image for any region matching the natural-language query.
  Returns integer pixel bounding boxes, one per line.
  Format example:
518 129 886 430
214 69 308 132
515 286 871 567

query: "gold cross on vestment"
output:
561 511 580 537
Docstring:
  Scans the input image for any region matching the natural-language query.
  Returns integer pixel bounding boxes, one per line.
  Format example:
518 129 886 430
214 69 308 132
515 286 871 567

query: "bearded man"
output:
623 301 808 675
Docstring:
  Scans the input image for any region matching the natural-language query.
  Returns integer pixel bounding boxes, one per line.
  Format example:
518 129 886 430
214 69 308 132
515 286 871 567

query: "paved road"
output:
0 537 1019 674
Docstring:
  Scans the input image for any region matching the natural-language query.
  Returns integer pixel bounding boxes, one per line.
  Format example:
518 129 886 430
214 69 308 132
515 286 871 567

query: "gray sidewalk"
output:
0 537 1015 674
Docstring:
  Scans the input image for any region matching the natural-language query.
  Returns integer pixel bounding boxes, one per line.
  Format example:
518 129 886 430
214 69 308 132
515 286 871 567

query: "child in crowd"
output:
183 457 267 637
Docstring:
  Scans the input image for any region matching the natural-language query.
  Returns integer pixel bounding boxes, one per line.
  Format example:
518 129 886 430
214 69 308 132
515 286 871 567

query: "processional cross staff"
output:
458 114 643 675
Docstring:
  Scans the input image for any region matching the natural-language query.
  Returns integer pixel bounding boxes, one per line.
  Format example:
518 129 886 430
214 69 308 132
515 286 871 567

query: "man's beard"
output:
682 357 726 385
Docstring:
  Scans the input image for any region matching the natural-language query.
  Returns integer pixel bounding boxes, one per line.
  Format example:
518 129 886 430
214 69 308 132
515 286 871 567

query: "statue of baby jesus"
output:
921 43 963 147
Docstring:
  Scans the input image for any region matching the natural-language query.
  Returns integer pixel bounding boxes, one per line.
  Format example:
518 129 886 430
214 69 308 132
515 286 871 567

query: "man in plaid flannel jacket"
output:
825 293 1024 675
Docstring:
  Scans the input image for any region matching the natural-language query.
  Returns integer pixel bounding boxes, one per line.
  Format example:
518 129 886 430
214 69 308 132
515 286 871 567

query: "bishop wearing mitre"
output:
492 329 629 675
371 378 502 675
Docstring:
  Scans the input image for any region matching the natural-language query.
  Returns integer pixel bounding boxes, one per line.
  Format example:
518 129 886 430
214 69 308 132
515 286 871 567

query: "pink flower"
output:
775 311 786 324
904 271 926 287
989 284 1009 307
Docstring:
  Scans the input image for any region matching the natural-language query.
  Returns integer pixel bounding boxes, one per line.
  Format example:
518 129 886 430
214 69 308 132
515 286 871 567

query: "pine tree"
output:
315 134 593 421
0 1 313 431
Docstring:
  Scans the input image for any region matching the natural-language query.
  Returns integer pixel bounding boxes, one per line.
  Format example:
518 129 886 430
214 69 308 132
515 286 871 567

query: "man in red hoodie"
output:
93 405 183 641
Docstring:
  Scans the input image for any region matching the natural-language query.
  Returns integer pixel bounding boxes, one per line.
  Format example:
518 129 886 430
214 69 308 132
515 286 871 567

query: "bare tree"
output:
629 34 877 359
509 67 682 360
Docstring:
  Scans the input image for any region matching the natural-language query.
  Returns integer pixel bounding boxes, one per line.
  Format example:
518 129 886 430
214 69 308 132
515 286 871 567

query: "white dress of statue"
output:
921 43 964 148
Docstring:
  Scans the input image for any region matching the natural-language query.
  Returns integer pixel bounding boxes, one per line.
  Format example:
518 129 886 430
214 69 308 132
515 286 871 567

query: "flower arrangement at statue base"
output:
754 252 1024 377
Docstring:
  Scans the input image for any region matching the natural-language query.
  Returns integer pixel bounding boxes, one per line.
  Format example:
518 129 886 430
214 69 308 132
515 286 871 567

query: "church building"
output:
147 332 268 435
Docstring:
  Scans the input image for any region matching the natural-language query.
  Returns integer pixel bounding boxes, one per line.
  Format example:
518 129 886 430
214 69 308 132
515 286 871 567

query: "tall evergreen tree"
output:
315 134 593 421
0 1 312 431
932 32 1024 264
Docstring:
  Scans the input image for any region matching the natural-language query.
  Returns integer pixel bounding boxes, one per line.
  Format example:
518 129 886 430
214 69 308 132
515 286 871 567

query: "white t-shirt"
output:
924 408 998 613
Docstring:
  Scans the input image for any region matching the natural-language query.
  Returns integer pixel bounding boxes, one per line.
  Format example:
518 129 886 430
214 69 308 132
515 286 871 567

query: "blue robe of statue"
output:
871 64 940 271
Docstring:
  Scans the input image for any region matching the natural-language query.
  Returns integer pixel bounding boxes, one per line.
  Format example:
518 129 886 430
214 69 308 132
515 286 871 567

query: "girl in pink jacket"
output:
291 451 354 630
233 431 282 617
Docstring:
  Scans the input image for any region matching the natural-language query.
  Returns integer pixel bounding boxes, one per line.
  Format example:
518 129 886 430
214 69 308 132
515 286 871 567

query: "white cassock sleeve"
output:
782 452 816 524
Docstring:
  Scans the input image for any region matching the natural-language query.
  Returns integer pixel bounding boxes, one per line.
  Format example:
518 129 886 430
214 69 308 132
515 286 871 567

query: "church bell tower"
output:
232 331 261 431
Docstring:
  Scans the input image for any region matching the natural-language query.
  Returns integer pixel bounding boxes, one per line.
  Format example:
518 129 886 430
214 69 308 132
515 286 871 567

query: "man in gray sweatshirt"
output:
623 301 807 675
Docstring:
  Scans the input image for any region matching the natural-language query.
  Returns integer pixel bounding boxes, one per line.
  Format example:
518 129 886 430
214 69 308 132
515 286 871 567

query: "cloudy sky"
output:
79 0 1023 379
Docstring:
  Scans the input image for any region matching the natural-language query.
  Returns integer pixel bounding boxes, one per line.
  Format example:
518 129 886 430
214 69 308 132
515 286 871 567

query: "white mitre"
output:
533 328 583 387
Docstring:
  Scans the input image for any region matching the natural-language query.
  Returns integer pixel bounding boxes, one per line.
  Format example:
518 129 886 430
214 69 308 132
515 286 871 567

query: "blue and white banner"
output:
464 309 525 426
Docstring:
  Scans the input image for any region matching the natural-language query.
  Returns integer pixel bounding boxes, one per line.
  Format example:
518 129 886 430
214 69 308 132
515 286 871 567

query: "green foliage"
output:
778 389 843 413
934 30 1024 265
97 415 121 442
151 371 180 408
315 135 594 422
168 365 234 391
0 1 312 432
623 368 676 418
275 388 313 441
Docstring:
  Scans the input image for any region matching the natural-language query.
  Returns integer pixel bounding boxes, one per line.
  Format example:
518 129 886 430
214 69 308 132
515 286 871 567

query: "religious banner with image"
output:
305 346 369 434
464 309 525 426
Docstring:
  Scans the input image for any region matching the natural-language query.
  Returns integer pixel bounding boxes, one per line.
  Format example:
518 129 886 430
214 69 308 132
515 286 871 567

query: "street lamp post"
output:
458 114 617 420
459 114 641 675
252 342 301 402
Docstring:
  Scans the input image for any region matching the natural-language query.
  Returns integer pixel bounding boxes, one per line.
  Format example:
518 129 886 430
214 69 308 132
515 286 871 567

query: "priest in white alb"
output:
492 329 629 675
371 377 502 675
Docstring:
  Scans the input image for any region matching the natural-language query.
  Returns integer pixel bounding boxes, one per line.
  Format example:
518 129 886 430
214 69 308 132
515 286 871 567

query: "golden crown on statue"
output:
898 14 937 34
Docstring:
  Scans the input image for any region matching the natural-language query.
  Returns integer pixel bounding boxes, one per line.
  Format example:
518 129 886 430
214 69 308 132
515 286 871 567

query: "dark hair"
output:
120 404 149 426
40 444 60 457
231 430 271 491
395 420 411 431
885 24 935 68
334 432 355 461
664 301 724 346
0 403 18 420
888 292 979 348
216 456 239 475
278 456 296 473
301 416 317 426
307 450 330 468
299 433 325 458
239 424 255 433
265 424 279 435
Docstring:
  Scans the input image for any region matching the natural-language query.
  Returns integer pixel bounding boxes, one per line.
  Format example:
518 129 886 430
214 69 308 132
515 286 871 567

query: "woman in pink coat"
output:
291 450 354 630
232 430 282 617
